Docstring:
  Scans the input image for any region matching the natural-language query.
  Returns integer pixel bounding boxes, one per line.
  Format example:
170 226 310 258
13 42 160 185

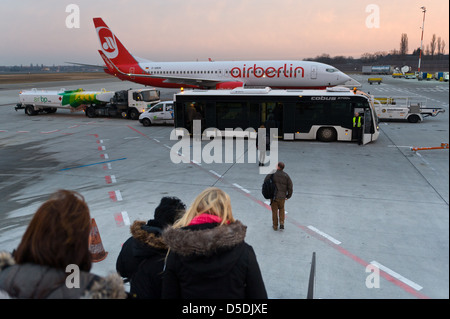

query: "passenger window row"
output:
150 70 224 75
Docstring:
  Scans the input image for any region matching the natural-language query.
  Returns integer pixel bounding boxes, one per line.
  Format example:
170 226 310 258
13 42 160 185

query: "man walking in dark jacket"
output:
264 162 293 230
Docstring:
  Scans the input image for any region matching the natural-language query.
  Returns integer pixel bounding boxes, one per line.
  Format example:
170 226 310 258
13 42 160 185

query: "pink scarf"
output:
189 213 223 226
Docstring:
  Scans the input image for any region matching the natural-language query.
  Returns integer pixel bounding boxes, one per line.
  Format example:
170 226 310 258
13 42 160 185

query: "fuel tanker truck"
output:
15 87 160 119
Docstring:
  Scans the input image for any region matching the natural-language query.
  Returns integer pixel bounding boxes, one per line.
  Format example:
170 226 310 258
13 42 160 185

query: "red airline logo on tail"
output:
93 17 139 67
96 26 118 59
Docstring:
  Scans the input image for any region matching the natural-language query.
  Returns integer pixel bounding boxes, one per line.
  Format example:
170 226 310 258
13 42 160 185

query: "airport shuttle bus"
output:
173 87 380 144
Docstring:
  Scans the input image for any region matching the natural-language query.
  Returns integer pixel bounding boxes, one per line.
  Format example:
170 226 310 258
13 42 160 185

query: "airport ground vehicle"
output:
373 96 445 123
368 78 382 84
139 101 174 126
16 87 160 119
417 72 434 81
362 65 393 75
173 87 380 145
434 72 449 81
392 66 412 78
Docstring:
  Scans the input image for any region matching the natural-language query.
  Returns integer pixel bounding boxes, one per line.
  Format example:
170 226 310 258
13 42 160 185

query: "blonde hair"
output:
173 187 235 228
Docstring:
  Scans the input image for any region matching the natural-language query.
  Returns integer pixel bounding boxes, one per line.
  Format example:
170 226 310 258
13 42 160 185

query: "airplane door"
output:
129 67 135 79
311 65 317 79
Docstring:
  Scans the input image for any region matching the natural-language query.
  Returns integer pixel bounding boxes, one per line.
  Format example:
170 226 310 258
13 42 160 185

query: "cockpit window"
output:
326 68 338 73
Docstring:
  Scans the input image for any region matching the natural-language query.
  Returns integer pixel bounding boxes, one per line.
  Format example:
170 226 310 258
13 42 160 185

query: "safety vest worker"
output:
353 114 362 128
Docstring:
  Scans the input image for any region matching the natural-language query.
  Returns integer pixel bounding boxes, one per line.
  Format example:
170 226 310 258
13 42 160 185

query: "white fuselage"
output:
137 60 351 88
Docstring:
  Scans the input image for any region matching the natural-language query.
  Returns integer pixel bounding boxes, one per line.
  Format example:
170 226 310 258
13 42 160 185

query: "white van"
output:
139 101 174 126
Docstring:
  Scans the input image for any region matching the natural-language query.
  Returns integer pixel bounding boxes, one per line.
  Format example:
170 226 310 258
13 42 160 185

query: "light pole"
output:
418 6 426 72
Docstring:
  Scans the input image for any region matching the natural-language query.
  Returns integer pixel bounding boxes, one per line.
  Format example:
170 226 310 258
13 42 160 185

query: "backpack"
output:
262 174 276 199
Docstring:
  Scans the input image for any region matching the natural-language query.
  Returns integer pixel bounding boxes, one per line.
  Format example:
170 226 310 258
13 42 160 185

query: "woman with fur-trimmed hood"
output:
162 187 267 299
116 196 186 299
0 190 126 299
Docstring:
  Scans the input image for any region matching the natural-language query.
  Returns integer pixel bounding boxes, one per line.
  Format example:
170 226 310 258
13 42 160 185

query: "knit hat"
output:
150 196 186 228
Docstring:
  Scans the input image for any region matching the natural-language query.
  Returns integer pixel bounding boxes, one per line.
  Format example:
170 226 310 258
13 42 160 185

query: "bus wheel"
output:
408 114 420 123
317 127 337 142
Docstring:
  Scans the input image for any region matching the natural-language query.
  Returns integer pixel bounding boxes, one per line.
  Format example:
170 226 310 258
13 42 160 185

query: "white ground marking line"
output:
40 129 60 134
307 225 341 245
232 183 251 193
209 170 223 178
115 190 123 201
415 152 437 173
109 190 123 202
105 175 117 184
120 211 130 226
114 211 131 227
370 261 423 291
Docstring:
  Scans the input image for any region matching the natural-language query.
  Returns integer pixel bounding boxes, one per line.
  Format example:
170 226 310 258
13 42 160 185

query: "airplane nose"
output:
340 72 361 87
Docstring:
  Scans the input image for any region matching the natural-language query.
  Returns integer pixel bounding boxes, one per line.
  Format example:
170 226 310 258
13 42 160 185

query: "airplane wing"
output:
148 74 223 88
130 72 238 89
65 62 107 71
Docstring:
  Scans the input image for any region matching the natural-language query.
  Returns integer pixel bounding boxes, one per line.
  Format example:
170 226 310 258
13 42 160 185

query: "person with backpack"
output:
264 162 293 230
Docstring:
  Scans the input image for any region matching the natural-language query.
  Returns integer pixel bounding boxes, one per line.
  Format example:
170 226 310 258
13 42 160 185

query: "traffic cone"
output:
89 218 108 262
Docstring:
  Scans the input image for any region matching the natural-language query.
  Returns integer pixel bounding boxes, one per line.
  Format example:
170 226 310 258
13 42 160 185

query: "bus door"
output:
260 102 275 124
362 108 372 145
248 103 260 130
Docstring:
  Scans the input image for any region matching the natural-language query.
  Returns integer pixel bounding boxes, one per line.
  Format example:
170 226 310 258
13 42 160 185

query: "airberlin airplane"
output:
94 17 358 90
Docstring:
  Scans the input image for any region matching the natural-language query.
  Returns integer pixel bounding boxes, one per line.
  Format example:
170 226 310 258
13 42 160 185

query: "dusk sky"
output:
1 0 448 65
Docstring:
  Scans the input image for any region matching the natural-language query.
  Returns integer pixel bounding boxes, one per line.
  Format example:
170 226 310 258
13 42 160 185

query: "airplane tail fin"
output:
93 17 138 68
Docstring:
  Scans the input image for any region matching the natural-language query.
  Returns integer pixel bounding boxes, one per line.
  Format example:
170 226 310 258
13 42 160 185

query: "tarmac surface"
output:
0 74 448 299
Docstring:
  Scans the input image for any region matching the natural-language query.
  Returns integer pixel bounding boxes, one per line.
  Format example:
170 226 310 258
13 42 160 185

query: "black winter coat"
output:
116 220 168 299
161 220 267 299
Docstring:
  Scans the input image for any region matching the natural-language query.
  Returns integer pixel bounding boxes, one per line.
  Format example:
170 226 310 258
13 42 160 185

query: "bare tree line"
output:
305 33 447 64
400 33 446 57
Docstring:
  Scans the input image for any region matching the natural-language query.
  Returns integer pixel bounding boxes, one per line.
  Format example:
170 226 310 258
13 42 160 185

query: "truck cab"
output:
110 88 160 119
139 101 174 126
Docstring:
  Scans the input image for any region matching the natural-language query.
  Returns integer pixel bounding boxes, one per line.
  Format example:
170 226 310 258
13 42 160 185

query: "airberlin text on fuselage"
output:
230 64 304 79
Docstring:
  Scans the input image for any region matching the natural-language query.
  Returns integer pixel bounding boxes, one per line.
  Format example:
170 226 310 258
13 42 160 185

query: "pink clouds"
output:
0 0 448 65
